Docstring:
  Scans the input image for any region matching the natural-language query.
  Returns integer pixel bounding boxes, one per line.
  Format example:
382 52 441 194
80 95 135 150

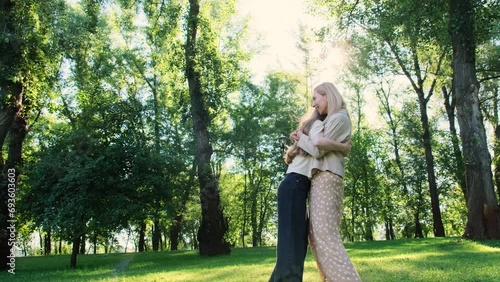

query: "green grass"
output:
1 237 499 281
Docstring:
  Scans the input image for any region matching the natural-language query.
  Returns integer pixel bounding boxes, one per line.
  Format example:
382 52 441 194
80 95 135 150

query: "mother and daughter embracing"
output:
269 82 362 282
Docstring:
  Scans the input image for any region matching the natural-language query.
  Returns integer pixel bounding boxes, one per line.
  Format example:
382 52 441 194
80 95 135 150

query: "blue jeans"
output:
269 172 311 282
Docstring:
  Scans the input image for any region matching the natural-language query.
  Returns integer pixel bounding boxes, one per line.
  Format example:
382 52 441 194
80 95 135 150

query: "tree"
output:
339 74 385 241
449 0 500 239
0 0 64 269
121 0 185 251
398 102 434 238
185 0 230 255
442 85 467 202
24 0 167 267
341 35 403 240
224 75 303 246
476 22 500 202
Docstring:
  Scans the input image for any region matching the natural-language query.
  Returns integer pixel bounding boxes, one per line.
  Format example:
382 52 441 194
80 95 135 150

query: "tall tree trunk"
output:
386 39 447 237
241 170 248 247
250 192 258 247
414 212 424 238
152 218 160 251
443 86 467 202
0 112 26 270
418 100 445 237
169 214 182 251
185 0 230 256
250 175 261 247
93 231 97 255
450 0 500 239
44 227 52 255
79 234 86 254
363 178 373 241
384 220 391 240
0 86 22 270
163 228 168 251
495 125 500 200
384 217 395 240
70 235 81 269
257 181 273 246
138 220 146 252
415 183 425 238
251 173 266 247
350 181 357 242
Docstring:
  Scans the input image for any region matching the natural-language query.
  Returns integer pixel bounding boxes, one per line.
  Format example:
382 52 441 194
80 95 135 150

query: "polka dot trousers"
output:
309 171 361 282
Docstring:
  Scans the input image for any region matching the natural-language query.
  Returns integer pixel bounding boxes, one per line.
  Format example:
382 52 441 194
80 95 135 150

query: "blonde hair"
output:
314 82 347 115
284 109 322 164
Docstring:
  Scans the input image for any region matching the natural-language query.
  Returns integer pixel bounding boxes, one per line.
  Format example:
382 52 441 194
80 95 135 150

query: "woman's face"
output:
312 90 328 115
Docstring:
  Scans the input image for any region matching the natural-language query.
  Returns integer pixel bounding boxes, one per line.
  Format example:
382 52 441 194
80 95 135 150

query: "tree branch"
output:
479 75 500 84
426 48 448 104
384 37 420 94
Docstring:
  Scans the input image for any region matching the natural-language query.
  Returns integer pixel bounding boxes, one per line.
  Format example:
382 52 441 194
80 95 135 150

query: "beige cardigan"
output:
296 109 351 178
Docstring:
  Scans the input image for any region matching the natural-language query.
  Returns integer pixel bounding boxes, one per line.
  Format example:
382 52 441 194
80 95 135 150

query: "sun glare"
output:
236 0 349 83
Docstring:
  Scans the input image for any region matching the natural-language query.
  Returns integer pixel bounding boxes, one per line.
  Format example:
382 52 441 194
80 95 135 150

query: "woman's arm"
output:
296 113 352 158
292 121 327 158
310 131 351 156
297 130 351 157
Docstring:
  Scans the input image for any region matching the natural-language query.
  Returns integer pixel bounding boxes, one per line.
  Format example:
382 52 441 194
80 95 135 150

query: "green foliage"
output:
219 73 304 247
27 130 127 240
17 0 256 260
0 0 65 114
472 0 500 45
19 0 196 257
194 0 250 121
344 129 384 241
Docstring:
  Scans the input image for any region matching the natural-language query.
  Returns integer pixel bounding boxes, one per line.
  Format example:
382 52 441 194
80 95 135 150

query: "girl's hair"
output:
284 109 323 164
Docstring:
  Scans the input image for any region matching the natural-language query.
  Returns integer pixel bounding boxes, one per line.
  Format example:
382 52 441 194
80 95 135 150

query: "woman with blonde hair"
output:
269 94 350 281
293 82 361 281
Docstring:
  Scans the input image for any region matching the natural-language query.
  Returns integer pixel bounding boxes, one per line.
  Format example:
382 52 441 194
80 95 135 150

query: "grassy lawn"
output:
1 237 499 281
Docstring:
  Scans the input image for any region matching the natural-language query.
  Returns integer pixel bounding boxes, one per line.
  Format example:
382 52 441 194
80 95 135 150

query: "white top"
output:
285 153 314 178
285 115 325 178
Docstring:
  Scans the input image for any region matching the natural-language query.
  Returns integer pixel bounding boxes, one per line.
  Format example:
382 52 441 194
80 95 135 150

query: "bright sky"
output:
237 0 307 72
236 0 348 85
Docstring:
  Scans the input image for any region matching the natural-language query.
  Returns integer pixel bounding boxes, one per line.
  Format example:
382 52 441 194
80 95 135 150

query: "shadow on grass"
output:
471 239 500 249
